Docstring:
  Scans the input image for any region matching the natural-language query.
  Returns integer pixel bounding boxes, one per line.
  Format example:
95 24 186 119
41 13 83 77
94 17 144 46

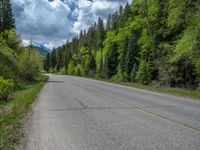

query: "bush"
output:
0 76 14 101
67 61 74 75
18 47 43 81
136 60 151 85
2 30 22 54
14 82 26 91
58 67 67 75
74 64 83 76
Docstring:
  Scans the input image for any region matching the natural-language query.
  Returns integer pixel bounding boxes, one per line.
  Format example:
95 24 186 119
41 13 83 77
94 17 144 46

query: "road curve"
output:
17 74 200 150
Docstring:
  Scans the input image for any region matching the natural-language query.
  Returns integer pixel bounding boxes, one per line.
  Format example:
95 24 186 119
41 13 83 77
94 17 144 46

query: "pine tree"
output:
107 42 119 77
136 60 151 85
97 17 105 49
44 53 51 71
122 3 131 26
51 49 57 70
111 12 118 30
88 55 96 77
106 14 112 30
98 56 103 78
125 36 139 81
120 36 129 80
0 0 3 32
0 0 15 32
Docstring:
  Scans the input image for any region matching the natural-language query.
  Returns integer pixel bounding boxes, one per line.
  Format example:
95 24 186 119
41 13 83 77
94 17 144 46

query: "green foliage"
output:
167 0 186 30
45 0 200 89
97 17 105 48
0 29 44 83
44 52 51 72
120 36 129 80
14 82 26 91
58 67 67 75
107 42 119 77
0 76 14 101
125 36 139 81
74 64 83 76
0 81 46 149
67 61 74 75
88 55 96 77
0 0 15 32
80 46 90 76
136 60 151 85
18 48 43 81
1 30 22 54
95 50 103 77
0 35 18 79
131 63 137 82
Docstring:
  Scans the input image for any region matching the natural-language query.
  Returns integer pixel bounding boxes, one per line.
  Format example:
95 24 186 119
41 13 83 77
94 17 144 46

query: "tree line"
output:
44 0 200 89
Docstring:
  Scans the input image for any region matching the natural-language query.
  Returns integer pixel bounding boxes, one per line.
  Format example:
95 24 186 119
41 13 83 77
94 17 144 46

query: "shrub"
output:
18 47 43 81
14 82 26 91
74 64 83 76
58 67 67 75
0 76 14 101
2 30 22 54
67 61 74 75
136 60 151 85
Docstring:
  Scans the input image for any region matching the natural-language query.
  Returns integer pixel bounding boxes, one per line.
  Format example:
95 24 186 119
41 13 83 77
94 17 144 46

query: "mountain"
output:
32 45 51 56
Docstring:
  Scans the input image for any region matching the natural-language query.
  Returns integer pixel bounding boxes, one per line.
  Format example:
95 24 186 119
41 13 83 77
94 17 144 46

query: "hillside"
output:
44 0 200 89
0 36 18 79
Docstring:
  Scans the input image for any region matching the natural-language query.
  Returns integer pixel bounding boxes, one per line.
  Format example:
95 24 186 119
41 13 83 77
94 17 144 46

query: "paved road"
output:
18 74 200 150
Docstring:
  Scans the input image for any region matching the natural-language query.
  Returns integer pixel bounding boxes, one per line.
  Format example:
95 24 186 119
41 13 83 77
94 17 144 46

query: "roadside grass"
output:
89 77 200 100
0 76 47 150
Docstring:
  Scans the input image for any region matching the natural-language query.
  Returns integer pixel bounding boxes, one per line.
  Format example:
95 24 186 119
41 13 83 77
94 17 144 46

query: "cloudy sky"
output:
12 0 131 49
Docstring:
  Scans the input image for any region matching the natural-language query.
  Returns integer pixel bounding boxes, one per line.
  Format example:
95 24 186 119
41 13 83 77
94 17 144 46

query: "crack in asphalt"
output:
40 106 136 112
48 81 65 83
74 97 88 108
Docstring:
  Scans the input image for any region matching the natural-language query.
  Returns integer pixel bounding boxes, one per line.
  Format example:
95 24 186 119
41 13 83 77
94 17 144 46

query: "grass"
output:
0 77 47 150
89 77 200 100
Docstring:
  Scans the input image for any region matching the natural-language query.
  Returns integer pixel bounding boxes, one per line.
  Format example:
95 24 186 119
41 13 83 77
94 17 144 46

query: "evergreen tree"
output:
44 52 51 71
97 17 105 49
122 3 131 26
98 56 103 78
0 0 15 32
88 55 96 77
107 42 119 77
0 0 3 32
51 49 57 70
136 60 151 85
111 12 119 30
120 36 129 80
125 36 138 81
106 14 112 30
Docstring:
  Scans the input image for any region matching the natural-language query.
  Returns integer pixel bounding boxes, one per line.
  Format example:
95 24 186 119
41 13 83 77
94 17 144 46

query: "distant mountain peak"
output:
32 45 51 56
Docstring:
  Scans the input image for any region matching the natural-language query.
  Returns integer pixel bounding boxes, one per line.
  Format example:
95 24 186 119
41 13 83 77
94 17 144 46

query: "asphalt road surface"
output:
17 74 200 150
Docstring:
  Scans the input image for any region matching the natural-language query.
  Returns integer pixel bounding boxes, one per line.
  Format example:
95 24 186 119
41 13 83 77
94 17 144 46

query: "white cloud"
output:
12 0 131 48
22 39 30 47
73 0 94 32
13 0 75 47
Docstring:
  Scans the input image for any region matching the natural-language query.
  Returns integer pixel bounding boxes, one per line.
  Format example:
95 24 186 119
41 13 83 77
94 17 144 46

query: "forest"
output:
44 0 200 89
